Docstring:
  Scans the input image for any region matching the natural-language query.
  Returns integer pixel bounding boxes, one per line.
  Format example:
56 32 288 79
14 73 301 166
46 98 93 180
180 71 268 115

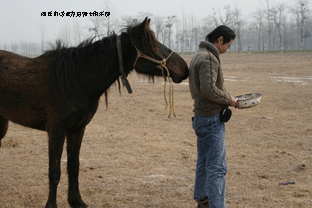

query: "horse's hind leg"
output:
66 128 88 208
45 126 66 208
0 115 9 148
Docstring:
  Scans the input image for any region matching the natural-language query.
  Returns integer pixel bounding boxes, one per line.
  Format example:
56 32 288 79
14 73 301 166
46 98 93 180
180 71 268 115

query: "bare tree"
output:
201 16 216 35
253 9 265 50
0 43 8 51
73 18 82 45
271 3 287 49
232 7 244 51
188 14 199 53
11 42 18 53
101 0 119 36
88 0 118 39
153 15 165 40
211 5 233 26
290 0 311 49
200 5 235 50
120 15 134 27
175 21 181 51
40 24 45 54
283 19 289 49
303 28 311 49
271 20 279 51
58 24 72 47
136 12 154 22
165 16 177 49
119 12 153 30
192 21 201 51
261 0 274 52
181 10 188 54
89 15 105 40
161 26 168 45
175 11 185 53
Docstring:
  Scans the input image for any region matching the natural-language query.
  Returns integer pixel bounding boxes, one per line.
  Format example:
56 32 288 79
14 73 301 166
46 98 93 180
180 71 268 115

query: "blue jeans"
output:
192 113 227 208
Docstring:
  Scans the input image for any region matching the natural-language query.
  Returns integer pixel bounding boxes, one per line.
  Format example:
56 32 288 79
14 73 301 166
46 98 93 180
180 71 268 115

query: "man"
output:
189 25 237 208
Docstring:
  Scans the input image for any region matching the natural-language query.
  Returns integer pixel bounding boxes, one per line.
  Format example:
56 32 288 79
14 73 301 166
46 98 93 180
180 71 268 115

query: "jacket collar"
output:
199 41 220 63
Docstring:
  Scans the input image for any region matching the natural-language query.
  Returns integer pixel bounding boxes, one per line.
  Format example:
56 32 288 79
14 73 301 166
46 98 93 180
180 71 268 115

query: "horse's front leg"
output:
0 115 9 148
67 127 88 208
45 127 66 208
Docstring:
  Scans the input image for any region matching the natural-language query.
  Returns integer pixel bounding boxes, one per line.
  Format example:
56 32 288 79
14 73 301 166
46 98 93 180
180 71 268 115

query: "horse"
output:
0 17 189 208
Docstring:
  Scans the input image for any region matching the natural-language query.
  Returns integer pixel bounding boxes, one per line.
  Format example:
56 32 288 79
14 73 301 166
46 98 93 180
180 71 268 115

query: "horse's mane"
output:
44 20 161 60
43 21 161 108
44 34 117 56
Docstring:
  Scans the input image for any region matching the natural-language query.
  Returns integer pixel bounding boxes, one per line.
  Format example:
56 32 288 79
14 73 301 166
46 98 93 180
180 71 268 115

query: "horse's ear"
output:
135 17 149 38
147 19 151 27
142 17 149 29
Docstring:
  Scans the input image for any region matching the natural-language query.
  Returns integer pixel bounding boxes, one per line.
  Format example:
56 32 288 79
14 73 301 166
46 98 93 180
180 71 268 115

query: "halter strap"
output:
116 36 132 94
116 36 176 118
132 45 174 73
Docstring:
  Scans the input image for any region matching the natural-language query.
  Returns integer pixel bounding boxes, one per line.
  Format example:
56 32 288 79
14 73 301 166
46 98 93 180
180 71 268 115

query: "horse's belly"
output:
0 101 48 131
3 113 47 131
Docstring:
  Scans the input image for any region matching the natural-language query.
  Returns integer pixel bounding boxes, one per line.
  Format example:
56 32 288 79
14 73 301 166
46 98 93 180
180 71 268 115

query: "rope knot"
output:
160 59 167 67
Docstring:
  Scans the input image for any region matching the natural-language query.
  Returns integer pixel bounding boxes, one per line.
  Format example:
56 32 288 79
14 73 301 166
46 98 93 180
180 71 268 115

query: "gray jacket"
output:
189 41 232 117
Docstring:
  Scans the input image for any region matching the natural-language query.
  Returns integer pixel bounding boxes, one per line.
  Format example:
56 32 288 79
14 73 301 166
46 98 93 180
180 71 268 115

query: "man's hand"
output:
230 96 238 108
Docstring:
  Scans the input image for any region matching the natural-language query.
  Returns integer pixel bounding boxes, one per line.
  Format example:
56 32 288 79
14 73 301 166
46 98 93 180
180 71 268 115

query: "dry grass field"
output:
0 52 311 208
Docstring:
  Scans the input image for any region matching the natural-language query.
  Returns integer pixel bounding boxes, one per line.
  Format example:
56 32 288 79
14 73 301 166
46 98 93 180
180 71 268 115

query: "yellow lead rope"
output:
161 64 175 118
133 46 175 118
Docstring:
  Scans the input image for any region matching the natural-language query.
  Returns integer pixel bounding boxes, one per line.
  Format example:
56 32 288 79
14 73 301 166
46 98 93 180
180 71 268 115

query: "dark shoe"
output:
197 197 209 208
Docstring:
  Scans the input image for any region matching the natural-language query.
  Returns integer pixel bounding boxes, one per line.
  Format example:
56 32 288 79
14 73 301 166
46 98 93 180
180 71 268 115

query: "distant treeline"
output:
1 0 311 56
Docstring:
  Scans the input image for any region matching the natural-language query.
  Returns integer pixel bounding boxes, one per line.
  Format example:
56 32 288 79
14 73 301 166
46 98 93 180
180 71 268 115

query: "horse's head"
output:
125 17 189 83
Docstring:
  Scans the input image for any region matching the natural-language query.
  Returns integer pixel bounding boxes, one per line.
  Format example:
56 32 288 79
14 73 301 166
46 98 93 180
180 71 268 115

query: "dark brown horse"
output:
0 18 188 208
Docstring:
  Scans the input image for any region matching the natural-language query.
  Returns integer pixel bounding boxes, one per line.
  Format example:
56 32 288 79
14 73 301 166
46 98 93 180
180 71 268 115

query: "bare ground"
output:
0 53 311 207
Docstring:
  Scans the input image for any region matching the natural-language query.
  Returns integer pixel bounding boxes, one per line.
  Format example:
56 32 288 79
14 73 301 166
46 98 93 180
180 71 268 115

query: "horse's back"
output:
0 50 52 130
0 50 31 63
0 50 49 89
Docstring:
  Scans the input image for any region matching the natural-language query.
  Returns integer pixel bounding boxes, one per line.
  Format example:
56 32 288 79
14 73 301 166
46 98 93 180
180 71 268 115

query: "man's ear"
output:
218 36 224 44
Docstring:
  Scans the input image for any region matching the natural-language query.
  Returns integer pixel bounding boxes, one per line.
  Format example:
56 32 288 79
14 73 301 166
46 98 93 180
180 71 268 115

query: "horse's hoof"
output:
69 198 88 208
45 202 57 208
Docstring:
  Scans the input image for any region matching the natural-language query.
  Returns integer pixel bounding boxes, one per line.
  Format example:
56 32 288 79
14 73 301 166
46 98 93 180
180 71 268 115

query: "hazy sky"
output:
0 0 288 44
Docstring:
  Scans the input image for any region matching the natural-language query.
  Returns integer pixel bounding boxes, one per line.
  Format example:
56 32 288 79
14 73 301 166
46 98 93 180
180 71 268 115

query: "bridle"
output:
132 45 174 76
116 36 132 93
116 35 176 118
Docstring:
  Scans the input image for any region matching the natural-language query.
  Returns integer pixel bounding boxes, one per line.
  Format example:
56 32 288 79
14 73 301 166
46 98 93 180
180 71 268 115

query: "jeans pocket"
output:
193 117 212 138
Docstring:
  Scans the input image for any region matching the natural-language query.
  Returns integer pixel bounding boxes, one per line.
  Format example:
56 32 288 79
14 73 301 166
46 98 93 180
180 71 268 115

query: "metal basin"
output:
235 93 263 109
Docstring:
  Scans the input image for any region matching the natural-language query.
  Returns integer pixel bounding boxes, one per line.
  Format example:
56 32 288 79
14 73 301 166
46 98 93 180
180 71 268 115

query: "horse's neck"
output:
78 46 121 99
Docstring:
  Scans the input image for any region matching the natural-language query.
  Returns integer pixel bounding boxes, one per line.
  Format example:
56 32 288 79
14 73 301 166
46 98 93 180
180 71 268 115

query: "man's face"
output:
214 37 233 54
